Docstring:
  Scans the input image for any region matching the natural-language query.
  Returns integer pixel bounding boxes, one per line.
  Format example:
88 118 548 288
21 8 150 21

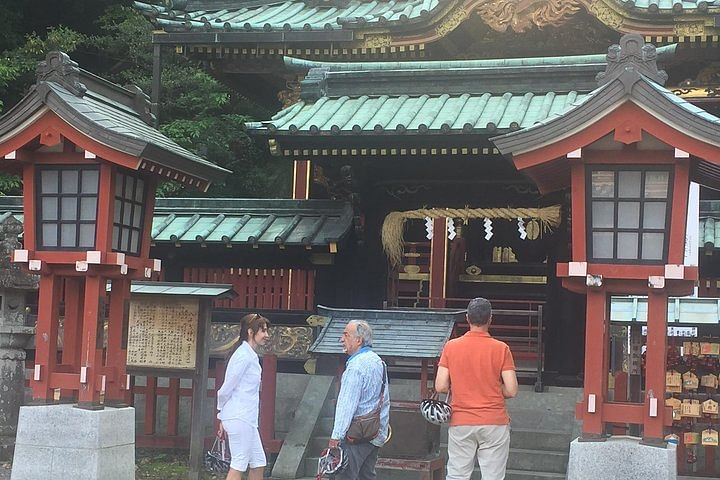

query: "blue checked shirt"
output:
331 347 391 447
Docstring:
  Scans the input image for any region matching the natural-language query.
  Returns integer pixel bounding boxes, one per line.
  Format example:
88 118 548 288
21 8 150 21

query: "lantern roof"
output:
0 52 230 190
492 34 720 194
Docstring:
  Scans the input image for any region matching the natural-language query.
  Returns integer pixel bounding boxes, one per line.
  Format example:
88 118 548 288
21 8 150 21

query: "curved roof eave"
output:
491 75 720 159
0 83 230 184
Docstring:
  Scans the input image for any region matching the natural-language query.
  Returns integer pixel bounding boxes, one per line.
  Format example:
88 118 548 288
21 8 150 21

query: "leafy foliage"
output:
0 2 290 198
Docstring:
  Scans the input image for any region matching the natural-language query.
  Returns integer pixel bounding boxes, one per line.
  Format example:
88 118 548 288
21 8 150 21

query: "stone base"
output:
11 404 135 480
567 435 676 480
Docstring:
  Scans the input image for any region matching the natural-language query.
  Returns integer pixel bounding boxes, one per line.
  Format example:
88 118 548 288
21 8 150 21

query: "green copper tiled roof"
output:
247 91 588 135
0 197 353 248
134 0 441 32
246 46 681 136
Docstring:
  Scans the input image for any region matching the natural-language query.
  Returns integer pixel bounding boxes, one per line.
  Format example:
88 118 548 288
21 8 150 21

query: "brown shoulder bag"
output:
345 362 387 444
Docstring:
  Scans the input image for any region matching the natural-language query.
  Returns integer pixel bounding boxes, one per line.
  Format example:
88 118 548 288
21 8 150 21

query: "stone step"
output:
314 427 571 455
507 448 568 474
510 428 572 451
305 447 568 478
503 470 567 480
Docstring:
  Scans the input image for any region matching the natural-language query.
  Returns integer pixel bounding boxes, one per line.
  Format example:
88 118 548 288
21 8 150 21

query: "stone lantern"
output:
0 216 36 459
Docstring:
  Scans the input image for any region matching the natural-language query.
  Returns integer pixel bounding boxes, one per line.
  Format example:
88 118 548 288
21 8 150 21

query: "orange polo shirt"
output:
438 330 515 426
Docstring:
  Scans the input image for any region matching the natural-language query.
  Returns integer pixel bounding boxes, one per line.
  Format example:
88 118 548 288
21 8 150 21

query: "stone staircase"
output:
298 383 581 479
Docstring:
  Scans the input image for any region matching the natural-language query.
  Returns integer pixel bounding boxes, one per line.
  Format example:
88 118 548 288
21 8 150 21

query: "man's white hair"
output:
348 320 373 346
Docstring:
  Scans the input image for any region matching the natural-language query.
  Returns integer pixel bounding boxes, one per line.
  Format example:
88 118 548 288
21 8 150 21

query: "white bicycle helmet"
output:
317 446 348 478
420 396 452 425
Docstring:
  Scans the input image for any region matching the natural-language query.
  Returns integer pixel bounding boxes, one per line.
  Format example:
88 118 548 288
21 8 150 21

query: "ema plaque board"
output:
126 296 199 370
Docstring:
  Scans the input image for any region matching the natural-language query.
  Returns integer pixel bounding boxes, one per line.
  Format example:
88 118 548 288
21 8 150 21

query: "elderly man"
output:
328 320 390 480
436 297 518 480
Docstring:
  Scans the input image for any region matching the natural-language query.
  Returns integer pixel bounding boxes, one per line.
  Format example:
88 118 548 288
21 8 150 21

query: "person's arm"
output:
329 367 362 444
501 369 518 398
216 351 250 414
435 365 450 394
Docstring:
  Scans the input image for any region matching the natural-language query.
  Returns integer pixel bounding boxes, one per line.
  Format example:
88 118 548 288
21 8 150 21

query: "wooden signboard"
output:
126 296 199 371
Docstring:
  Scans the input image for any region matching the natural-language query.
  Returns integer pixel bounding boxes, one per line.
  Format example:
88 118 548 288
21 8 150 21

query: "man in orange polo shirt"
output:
435 297 518 480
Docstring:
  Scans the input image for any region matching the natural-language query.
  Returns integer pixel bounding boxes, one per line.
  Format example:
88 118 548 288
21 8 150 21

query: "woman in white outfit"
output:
217 313 271 480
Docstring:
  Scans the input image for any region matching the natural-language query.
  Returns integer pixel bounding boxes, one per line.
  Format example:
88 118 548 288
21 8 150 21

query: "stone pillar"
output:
0 218 37 459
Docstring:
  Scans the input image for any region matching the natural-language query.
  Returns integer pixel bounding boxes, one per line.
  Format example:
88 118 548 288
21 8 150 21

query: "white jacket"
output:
216 341 261 427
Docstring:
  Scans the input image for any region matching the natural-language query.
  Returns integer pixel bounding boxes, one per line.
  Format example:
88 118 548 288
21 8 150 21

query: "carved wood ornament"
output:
474 0 583 33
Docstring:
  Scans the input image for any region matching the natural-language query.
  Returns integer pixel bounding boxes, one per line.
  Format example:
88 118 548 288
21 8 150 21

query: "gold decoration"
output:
674 21 706 37
260 326 313 359
476 0 581 33
306 315 329 327
210 323 243 356
404 264 421 274
526 219 540 240
362 34 393 49
210 324 314 360
465 265 482 276
589 2 624 31
277 80 301 108
435 7 468 37
382 205 562 267
304 358 317 374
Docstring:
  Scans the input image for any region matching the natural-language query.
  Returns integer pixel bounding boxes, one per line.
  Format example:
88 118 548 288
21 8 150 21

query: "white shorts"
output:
223 419 267 472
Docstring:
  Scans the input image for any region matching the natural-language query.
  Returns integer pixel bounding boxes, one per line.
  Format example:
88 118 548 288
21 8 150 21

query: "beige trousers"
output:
446 424 511 480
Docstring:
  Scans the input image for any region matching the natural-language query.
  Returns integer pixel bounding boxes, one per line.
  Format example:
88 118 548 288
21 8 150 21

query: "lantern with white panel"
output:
492 35 720 477
0 51 228 411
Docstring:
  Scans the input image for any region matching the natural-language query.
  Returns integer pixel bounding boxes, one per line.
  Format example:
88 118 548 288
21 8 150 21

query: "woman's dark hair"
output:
226 313 271 360
240 313 271 342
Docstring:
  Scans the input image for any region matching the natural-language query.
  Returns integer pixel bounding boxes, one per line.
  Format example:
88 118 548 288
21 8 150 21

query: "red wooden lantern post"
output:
0 52 229 409
494 35 720 449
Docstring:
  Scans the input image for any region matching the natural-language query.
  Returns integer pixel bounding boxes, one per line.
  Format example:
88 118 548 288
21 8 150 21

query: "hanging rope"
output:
381 205 562 267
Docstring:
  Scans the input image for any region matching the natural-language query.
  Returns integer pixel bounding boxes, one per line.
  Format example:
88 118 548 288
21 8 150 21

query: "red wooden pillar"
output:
77 275 104 408
293 160 311 200
420 359 429 399
167 378 181 436
260 354 278 450
429 218 448 309
60 277 83 400
214 360 227 435
105 277 131 405
33 273 62 402
611 372 628 435
144 376 157 435
643 290 668 443
581 287 608 438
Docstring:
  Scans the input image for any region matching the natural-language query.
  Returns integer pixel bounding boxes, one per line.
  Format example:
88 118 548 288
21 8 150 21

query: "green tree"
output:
0 3 290 198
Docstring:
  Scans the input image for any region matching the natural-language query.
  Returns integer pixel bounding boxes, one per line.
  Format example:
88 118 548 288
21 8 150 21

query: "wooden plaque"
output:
126 296 199 370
